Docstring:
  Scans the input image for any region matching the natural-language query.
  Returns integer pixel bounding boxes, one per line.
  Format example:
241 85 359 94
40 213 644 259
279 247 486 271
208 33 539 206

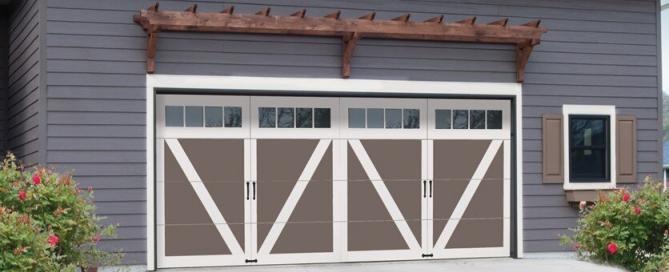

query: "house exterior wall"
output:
0 5 8 153
6 0 44 165
39 0 660 264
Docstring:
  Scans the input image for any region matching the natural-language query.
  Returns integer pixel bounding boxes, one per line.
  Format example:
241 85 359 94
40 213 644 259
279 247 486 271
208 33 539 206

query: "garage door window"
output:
260 107 331 128
348 107 420 129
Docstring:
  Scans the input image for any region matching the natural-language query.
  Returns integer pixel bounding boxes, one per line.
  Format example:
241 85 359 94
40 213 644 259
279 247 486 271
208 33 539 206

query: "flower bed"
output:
0 154 121 271
561 179 669 271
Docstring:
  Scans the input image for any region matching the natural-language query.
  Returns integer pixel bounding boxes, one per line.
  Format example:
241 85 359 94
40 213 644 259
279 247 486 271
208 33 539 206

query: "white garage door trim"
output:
145 75 524 270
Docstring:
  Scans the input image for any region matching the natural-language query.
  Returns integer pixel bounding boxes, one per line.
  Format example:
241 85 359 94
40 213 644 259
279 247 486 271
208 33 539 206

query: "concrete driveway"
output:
154 253 625 272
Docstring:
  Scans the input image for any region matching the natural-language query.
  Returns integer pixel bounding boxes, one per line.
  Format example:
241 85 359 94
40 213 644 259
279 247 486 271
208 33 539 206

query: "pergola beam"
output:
133 4 547 81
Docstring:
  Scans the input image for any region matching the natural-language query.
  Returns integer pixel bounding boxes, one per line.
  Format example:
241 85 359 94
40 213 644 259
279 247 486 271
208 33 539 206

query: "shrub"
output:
0 153 122 271
561 179 669 271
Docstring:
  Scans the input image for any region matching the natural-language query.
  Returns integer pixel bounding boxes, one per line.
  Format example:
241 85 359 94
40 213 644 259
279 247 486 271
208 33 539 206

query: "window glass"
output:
205 106 223 127
185 106 204 127
569 116 609 182
296 108 313 128
224 106 242 128
470 110 485 129
403 109 420 129
165 106 184 127
348 108 366 128
385 109 402 129
453 110 468 129
435 109 451 129
277 107 295 128
487 110 502 129
314 108 331 128
259 107 276 128
367 108 384 128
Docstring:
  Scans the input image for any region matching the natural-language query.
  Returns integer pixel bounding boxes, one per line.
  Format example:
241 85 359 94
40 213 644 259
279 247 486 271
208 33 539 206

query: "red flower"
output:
32 174 41 185
607 242 618 254
622 192 631 202
574 242 581 250
18 190 26 201
634 206 641 215
47 235 59 247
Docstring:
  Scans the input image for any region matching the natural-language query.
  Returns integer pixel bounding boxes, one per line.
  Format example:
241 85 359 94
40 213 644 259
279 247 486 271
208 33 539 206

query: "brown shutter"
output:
616 115 637 184
542 114 564 183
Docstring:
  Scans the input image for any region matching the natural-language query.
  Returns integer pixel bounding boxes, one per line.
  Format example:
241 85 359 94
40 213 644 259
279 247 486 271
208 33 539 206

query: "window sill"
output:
563 182 616 191
565 189 617 203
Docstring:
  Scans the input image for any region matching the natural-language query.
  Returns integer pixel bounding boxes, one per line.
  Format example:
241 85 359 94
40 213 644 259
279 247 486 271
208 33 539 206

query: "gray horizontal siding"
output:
0 6 8 153
43 0 660 263
7 0 41 165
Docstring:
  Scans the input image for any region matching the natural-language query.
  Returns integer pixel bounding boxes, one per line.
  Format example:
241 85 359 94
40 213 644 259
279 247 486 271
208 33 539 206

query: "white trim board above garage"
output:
145 75 525 270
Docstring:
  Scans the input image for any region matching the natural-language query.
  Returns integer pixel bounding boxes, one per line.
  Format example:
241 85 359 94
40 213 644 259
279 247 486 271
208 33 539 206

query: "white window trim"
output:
562 105 617 190
145 75 525 269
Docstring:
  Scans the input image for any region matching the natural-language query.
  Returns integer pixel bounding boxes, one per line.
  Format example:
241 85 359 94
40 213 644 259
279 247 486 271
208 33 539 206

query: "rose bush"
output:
0 153 122 271
561 178 669 271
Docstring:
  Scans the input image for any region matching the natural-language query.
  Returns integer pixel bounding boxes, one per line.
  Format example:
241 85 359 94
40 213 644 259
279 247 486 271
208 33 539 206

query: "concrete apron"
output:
101 253 624 272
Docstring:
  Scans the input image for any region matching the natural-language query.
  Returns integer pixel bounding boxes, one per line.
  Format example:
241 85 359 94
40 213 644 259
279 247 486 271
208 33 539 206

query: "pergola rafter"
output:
133 2 547 82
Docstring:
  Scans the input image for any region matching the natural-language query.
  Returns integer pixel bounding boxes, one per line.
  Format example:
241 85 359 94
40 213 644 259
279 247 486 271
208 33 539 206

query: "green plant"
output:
561 178 669 271
0 153 122 271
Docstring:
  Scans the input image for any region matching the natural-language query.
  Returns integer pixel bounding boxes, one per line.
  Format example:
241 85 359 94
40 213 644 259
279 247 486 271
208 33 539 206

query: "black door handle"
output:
429 179 433 198
246 181 250 200
423 180 427 198
252 181 256 200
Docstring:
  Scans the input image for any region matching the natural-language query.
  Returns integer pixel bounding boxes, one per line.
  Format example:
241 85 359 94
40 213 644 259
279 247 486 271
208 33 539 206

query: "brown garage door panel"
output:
347 143 409 251
271 145 333 254
432 140 491 245
164 142 231 256
446 145 504 249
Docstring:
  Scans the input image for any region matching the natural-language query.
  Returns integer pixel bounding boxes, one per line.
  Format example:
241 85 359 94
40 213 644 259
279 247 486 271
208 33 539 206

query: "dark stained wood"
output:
291 9 306 18
133 4 547 81
148 2 159 12
392 14 411 23
184 4 197 13
146 32 158 74
325 10 341 19
456 16 476 25
358 12 376 20
522 19 541 28
256 7 271 16
424 15 444 24
515 45 533 82
488 18 509 27
222 6 234 15
342 32 361 78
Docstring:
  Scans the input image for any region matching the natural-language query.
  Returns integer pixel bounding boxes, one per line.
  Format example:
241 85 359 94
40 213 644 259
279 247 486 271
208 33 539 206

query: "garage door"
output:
156 95 511 268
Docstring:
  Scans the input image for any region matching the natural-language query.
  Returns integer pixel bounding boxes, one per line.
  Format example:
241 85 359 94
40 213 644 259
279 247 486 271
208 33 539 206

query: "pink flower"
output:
32 174 41 185
607 242 618 254
18 190 26 201
574 242 581 250
87 185 93 193
634 206 641 215
579 201 587 210
92 234 101 243
47 235 59 247
622 192 631 202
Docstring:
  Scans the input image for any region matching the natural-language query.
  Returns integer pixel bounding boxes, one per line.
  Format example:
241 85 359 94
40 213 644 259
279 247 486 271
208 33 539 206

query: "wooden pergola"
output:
133 3 547 82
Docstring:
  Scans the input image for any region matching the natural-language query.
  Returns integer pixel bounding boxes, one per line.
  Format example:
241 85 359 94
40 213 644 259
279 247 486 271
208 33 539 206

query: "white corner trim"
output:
562 105 617 190
146 77 155 271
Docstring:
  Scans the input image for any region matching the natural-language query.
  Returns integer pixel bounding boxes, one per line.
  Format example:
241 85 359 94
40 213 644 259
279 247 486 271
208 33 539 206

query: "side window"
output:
569 115 610 182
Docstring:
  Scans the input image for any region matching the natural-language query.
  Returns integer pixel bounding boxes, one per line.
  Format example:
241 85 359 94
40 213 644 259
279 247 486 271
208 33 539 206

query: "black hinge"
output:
422 254 434 258
245 259 258 263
